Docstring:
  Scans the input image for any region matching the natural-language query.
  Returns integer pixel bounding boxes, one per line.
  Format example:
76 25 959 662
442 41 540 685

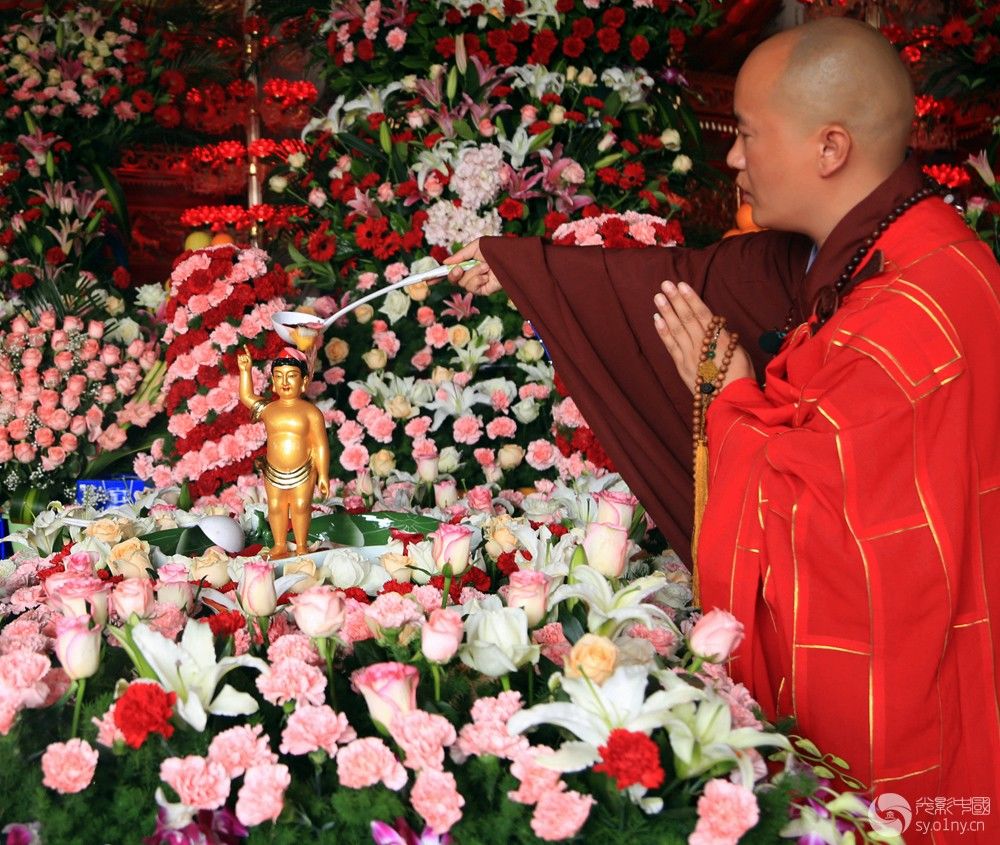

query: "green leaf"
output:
140 525 214 557
793 737 821 758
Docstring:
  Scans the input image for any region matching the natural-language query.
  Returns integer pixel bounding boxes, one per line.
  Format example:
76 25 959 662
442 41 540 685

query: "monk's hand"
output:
653 280 754 394
445 239 502 295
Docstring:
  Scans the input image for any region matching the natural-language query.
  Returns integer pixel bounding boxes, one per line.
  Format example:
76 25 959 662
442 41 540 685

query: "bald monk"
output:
448 19 1000 842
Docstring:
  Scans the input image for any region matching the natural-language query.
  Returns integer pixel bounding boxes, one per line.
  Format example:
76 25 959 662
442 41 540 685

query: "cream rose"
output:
497 444 525 471
406 281 430 301
448 325 471 348
284 557 321 593
189 546 232 588
85 517 130 545
484 514 520 559
362 348 388 370
325 337 350 365
370 449 397 477
385 395 412 420
380 553 413 583
355 304 375 324
565 633 618 684
107 537 152 579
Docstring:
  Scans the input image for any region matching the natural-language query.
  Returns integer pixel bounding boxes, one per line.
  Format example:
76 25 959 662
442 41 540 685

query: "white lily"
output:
507 664 703 773
129 619 268 731
653 670 790 783
426 380 491 430
507 520 577 582
496 126 534 169
548 564 673 637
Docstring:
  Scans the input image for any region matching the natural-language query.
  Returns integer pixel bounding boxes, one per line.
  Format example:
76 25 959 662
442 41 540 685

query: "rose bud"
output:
238 559 278 617
582 521 629 579
290 585 346 638
421 608 464 664
595 490 639 529
430 524 473 576
351 661 419 730
505 569 550 627
110 577 154 621
54 616 103 680
156 563 194 612
434 479 458 509
689 609 745 663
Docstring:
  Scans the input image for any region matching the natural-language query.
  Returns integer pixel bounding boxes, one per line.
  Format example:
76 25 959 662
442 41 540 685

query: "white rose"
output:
577 67 597 86
407 540 435 584
660 128 682 151
512 398 539 424
437 447 461 474
269 175 288 193
476 316 504 343
460 595 540 677
321 548 371 589
109 317 140 343
105 296 125 317
379 289 410 324
287 152 306 169
517 339 545 362
672 154 693 174
370 448 396 477
549 105 566 125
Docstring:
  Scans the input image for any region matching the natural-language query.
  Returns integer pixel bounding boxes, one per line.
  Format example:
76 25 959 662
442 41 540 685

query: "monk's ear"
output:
817 124 851 177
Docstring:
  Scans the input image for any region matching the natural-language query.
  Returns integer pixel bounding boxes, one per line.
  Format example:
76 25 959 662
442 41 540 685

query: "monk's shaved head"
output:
751 18 914 168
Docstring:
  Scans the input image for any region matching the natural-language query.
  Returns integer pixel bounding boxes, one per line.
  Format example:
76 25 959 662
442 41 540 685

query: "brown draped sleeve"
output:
479 231 812 562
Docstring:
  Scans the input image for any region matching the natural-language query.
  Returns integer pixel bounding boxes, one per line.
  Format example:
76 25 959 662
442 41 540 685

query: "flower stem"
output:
431 662 441 702
441 564 454 608
321 638 338 709
501 675 511 692
70 677 86 739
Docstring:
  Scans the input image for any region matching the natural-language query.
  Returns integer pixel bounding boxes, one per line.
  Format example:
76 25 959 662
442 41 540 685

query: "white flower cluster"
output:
423 201 502 248
600 68 654 104
451 144 505 210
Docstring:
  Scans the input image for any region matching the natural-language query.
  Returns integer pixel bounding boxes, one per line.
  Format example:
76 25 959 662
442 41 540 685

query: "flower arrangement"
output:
964 143 1000 260
0 477 894 844
133 244 293 503
0 309 162 507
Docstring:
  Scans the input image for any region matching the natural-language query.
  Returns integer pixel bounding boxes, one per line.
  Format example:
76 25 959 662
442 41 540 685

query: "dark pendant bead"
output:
699 382 717 395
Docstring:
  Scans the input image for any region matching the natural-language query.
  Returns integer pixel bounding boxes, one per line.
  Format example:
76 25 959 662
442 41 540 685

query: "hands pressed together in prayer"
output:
653 280 755 394
444 240 754 394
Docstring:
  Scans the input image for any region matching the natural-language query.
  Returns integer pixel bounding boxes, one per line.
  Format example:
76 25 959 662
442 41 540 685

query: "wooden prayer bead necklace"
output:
691 315 740 601
758 180 948 354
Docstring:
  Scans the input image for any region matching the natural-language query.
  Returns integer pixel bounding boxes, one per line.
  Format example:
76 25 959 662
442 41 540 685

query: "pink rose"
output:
66 373 87 394
37 311 56 331
595 490 639 529
430 523 473 576
582 521 629 579
14 442 36 463
156 563 194 612
53 350 75 371
434 479 458 509
0 441 13 462
54 616 102 680
290 586 346 638
48 409 70 431
70 415 87 435
35 427 55 448
110 577 154 621
7 418 29 440
84 359 107 381
506 570 549 627
689 609 745 663
420 608 464 664
97 426 127 451
87 320 104 339
351 662 419 730
238 560 277 617
41 446 67 471
41 739 98 794
60 432 78 451
21 347 42 370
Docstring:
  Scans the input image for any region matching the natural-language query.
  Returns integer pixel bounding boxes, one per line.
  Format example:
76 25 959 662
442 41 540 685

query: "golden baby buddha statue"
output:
237 345 330 560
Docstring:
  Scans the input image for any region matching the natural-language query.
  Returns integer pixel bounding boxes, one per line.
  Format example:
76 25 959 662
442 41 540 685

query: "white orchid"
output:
128 619 268 731
548 564 674 637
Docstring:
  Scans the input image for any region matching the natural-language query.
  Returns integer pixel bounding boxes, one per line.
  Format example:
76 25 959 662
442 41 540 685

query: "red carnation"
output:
593 728 665 790
45 246 67 265
112 266 131 289
602 6 626 27
356 38 375 61
597 27 620 52
113 681 177 749
154 104 181 128
11 271 35 290
630 34 650 61
940 17 974 46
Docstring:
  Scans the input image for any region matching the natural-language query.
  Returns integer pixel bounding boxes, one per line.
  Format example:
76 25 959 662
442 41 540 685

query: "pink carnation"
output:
159 756 231 810
256 657 327 707
337 420 365 445
364 592 423 634
40 738 99 794
280 705 357 756
0 650 51 708
267 633 323 666
340 598 375 645
340 443 370 473
92 702 126 748
486 416 517 439
689 779 760 845
207 724 278 778
456 692 528 761
452 414 483 445
526 439 557 471
425 323 449 348
530 789 594 841
411 768 464 834
235 763 291 827
628 623 678 658
336 737 407 790
389 709 457 771
508 745 565 805
532 623 572 666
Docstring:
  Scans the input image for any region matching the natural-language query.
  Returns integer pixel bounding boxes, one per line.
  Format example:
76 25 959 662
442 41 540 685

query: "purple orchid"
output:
371 818 452 845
